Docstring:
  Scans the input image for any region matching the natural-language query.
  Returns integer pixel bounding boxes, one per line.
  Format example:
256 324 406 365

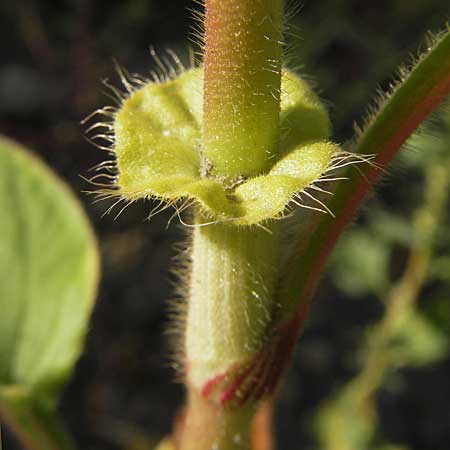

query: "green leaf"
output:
111 67 334 225
328 229 390 297
276 27 450 320
388 310 449 367
0 136 99 449
422 295 450 333
430 256 450 282
369 210 414 246
314 383 376 450
0 386 75 450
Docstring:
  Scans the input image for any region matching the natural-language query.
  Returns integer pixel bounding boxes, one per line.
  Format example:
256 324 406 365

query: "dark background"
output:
1 1 450 449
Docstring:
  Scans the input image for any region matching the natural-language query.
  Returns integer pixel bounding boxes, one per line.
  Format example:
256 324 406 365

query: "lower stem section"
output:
186 216 280 392
181 389 255 450
182 214 280 449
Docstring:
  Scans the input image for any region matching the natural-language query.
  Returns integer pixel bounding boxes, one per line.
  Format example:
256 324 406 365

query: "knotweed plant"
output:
84 1 450 449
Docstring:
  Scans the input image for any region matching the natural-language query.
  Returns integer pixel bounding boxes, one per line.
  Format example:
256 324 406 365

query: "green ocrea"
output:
113 67 335 225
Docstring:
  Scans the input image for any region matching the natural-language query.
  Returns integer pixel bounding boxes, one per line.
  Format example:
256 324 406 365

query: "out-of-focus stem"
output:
317 161 450 450
277 29 450 324
359 162 450 395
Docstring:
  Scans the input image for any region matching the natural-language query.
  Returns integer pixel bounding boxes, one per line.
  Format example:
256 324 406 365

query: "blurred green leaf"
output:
369 210 414 246
422 296 450 334
0 136 99 449
388 310 449 367
328 229 390 297
314 383 377 450
430 256 450 282
0 386 75 450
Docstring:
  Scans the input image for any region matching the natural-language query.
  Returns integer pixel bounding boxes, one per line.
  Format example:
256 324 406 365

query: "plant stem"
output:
181 389 255 450
182 216 279 450
316 160 450 450
277 29 450 324
182 0 284 448
202 0 283 181
186 219 279 389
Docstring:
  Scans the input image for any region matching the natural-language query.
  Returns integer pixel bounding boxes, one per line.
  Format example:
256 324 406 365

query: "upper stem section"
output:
202 0 283 182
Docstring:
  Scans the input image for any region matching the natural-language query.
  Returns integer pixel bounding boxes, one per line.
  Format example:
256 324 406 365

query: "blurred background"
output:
1 1 450 449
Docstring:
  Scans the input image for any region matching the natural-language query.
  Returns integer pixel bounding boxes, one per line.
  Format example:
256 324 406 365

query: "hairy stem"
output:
182 217 279 450
317 160 450 450
202 0 283 181
182 1 284 447
186 219 279 390
278 29 450 323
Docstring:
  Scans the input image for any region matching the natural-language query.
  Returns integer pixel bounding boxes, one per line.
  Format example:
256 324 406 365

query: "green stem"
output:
355 162 450 422
186 219 279 389
181 389 255 450
202 0 283 181
183 216 279 450
317 160 450 450
181 1 284 447
278 28 450 322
